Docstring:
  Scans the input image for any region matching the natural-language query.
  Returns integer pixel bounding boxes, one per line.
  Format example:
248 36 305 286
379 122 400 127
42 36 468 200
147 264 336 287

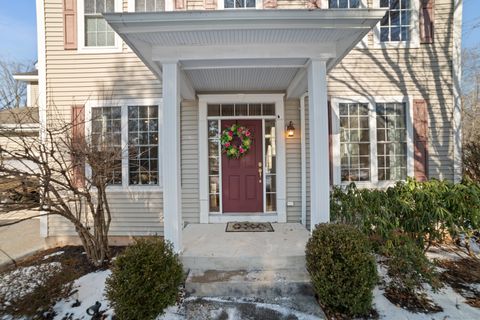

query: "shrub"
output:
305 223 378 316
105 238 183 320
381 233 441 295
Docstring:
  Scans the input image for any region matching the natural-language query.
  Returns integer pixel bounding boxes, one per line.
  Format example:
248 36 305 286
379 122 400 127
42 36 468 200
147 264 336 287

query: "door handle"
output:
258 162 263 183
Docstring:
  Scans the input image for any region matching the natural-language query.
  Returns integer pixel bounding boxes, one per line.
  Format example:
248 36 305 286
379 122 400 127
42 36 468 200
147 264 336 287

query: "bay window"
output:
334 98 412 185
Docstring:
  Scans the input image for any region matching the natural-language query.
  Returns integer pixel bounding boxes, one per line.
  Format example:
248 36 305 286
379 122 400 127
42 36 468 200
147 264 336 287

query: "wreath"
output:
220 124 253 159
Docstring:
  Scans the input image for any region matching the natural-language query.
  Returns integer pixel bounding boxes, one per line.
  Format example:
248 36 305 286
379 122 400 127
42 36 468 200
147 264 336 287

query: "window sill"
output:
76 45 123 54
338 180 404 189
103 186 163 193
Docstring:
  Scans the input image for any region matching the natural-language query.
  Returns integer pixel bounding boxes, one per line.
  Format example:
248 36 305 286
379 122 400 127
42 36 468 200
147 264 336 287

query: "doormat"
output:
225 222 274 232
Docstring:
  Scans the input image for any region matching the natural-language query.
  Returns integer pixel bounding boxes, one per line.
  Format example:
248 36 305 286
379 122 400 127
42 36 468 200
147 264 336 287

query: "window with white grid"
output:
379 0 412 42
339 103 371 182
224 0 256 9
329 0 360 8
84 0 116 47
134 0 164 11
91 106 122 184
128 106 159 186
376 103 407 181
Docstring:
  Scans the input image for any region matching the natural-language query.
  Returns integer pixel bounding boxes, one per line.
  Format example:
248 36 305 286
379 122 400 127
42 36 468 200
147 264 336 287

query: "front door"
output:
221 119 263 213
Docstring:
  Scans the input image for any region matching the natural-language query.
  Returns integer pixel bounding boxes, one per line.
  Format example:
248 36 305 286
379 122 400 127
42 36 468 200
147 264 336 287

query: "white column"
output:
162 62 182 252
307 59 330 231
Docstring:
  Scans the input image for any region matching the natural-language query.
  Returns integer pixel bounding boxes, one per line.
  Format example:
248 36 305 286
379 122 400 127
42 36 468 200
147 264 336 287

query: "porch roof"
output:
104 9 385 98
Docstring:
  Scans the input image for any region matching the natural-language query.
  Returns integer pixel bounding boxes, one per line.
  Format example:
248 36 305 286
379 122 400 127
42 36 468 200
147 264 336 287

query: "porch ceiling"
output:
104 9 386 98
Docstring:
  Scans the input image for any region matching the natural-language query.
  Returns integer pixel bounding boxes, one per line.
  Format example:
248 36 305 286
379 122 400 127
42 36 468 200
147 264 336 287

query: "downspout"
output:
300 93 307 227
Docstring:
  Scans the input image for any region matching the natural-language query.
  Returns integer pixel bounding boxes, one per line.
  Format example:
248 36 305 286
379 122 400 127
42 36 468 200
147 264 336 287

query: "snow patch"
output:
43 251 64 260
0 262 62 305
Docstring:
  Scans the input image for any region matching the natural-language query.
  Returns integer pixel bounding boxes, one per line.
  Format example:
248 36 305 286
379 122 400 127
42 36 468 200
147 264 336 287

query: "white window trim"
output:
331 96 414 189
77 0 123 54
84 98 164 192
127 0 170 12
218 0 263 10
198 94 286 224
372 0 420 49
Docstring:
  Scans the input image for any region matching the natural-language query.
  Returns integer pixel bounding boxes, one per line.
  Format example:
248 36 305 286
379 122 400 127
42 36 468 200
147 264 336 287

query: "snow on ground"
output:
42 251 64 260
52 270 113 320
0 262 62 306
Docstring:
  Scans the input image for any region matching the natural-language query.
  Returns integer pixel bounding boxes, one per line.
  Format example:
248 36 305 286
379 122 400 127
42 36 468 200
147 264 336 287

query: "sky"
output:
0 0 479 63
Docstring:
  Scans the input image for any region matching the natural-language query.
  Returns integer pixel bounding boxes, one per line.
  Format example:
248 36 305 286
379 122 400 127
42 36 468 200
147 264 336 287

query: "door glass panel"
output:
265 120 276 212
208 120 221 212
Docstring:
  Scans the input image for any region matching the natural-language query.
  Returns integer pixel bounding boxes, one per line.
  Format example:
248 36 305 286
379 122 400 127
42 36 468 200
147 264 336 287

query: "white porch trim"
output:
162 63 182 252
452 0 463 183
198 94 286 224
307 60 330 230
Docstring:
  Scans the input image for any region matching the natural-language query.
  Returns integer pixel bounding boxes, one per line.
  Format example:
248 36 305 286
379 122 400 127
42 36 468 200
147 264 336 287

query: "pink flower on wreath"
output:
225 142 231 147
228 131 233 137
239 147 245 153
237 127 243 133
245 130 251 137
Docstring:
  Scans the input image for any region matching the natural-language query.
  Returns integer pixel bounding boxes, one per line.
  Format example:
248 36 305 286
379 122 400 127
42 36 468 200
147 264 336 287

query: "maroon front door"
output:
222 120 263 213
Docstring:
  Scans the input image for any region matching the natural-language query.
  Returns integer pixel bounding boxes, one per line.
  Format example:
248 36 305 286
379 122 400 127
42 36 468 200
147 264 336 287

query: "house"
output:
34 0 463 254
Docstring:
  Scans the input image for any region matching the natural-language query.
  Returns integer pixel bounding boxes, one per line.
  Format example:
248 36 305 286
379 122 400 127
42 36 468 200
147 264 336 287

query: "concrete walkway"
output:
0 218 46 267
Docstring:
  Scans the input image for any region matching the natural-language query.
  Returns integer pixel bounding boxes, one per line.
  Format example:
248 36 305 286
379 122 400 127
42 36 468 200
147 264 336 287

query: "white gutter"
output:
300 93 307 227
453 0 463 182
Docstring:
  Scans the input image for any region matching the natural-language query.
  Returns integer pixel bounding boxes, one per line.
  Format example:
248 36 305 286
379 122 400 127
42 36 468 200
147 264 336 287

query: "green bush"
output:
330 178 480 251
105 238 183 320
306 223 378 316
381 233 441 295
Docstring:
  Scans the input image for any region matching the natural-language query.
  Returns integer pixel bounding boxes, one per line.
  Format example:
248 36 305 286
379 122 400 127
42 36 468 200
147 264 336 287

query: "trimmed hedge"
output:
306 223 378 316
105 238 183 320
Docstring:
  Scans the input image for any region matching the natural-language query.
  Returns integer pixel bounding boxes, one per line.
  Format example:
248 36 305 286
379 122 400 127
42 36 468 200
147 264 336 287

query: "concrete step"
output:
185 268 313 298
184 268 325 317
181 254 306 271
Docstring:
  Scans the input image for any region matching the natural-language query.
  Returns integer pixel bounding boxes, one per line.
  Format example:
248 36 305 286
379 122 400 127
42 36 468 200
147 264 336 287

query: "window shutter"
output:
204 0 217 10
263 0 278 9
71 106 85 188
420 0 434 44
413 99 428 181
63 0 77 50
328 101 333 186
175 0 185 9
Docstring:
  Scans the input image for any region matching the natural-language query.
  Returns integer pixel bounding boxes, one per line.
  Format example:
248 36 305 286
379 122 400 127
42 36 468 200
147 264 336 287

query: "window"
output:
134 0 164 11
329 0 360 8
334 98 411 185
88 101 162 189
91 107 122 184
339 103 371 182
128 106 159 185
84 0 116 47
376 103 407 180
379 0 412 42
224 0 256 9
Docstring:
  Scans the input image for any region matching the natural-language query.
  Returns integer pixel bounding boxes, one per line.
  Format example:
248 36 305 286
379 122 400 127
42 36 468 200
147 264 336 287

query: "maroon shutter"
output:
420 0 434 44
63 0 77 50
263 0 278 9
71 106 85 188
413 100 429 181
175 0 185 9
328 101 333 186
204 0 217 10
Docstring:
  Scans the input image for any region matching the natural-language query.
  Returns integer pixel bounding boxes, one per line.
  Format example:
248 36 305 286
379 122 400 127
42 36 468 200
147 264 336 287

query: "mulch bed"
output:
0 245 125 319
438 257 480 308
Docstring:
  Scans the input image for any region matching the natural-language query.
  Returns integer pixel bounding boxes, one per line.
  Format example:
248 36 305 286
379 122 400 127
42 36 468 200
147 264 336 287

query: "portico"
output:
104 9 385 251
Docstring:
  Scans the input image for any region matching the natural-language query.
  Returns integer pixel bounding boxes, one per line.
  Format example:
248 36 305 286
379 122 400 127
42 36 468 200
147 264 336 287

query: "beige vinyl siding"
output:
30 83 39 107
181 100 200 225
49 192 164 236
44 0 163 237
328 0 456 180
285 99 302 223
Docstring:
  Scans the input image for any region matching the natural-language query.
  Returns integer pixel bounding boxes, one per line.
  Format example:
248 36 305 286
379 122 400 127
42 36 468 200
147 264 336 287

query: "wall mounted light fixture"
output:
286 121 295 138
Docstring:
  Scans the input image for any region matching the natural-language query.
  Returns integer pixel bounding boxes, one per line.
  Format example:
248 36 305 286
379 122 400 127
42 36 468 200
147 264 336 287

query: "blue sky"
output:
0 0 479 63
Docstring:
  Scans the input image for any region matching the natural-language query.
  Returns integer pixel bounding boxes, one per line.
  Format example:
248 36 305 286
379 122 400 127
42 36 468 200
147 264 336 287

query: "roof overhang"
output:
104 9 386 98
